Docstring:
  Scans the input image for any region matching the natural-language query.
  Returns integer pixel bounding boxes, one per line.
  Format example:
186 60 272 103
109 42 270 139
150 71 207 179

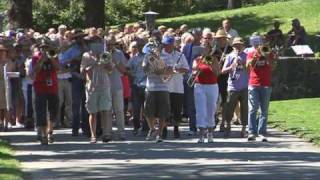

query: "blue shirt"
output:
223 51 248 91
58 44 82 65
127 53 146 87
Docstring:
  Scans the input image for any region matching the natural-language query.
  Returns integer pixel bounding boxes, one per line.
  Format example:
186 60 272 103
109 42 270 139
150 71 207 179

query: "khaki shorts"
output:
144 91 170 120
86 90 112 114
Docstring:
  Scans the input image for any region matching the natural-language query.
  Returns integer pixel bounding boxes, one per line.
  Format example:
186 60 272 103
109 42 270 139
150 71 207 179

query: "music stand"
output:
291 45 314 58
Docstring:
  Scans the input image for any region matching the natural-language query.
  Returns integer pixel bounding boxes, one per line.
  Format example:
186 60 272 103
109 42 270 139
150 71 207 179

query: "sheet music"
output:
291 45 314 55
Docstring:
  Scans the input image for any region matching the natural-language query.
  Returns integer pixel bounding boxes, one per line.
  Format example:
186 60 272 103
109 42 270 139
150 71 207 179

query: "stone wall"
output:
271 58 320 100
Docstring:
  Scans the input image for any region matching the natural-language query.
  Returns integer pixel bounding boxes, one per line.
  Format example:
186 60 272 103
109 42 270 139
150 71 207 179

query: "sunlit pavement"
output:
1 126 320 180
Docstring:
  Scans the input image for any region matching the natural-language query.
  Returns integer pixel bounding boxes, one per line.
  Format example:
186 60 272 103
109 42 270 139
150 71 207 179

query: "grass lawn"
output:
269 98 320 145
158 0 320 52
0 139 22 180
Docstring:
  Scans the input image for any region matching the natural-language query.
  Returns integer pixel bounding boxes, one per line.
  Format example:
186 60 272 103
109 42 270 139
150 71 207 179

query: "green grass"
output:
0 139 23 180
158 0 320 52
269 98 320 145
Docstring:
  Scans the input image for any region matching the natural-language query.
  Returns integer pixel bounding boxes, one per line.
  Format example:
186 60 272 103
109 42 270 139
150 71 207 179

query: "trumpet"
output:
259 45 271 57
187 55 218 87
46 48 58 59
186 68 200 87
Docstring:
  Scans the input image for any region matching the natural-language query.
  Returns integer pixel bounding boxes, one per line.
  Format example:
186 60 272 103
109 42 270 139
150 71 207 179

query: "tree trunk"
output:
227 0 241 9
84 0 105 28
8 0 33 29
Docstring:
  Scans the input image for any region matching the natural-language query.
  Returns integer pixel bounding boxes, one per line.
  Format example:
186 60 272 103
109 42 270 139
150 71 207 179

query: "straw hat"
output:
215 28 228 38
232 37 245 46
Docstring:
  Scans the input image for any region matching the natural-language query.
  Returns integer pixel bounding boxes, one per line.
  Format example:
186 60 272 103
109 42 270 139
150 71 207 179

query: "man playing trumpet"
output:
246 42 277 142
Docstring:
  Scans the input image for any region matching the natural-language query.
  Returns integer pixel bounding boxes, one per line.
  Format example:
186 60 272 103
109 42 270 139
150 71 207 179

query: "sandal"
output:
90 137 97 144
48 133 54 144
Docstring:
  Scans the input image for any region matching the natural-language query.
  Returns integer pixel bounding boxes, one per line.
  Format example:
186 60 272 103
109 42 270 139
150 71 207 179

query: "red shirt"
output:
247 50 275 87
195 57 218 84
32 54 58 95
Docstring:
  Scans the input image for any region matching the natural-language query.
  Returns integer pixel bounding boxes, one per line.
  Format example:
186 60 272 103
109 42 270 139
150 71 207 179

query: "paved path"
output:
1 126 320 180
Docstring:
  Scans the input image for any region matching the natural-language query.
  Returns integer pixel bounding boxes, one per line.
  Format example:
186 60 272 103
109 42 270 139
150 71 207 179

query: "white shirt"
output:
161 50 189 94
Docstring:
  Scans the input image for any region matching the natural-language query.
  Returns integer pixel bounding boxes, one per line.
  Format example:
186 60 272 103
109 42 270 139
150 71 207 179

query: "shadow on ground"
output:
1 127 320 180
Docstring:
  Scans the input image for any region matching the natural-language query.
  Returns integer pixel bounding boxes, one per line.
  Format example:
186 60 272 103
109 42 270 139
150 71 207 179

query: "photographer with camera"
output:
32 40 60 145
222 37 248 138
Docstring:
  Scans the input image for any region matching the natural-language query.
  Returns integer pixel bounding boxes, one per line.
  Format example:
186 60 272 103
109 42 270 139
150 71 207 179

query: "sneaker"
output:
162 127 167 139
156 135 163 143
15 122 25 128
119 135 126 141
146 129 155 141
187 131 196 136
174 129 180 139
48 133 54 144
132 128 139 136
240 127 247 138
72 130 79 137
197 136 205 143
247 134 256 141
258 135 268 142
219 125 225 132
102 136 112 143
207 133 214 143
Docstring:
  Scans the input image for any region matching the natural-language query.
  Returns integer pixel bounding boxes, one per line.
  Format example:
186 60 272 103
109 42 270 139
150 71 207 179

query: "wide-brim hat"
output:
215 28 228 38
232 37 245 46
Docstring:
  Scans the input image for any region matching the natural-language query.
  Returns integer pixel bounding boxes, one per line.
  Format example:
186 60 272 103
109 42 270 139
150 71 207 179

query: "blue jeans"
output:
184 81 197 132
71 77 89 134
248 86 272 135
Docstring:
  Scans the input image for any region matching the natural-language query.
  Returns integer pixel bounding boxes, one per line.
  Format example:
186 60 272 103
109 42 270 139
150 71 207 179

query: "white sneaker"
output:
258 135 268 142
247 134 256 141
207 133 214 143
145 129 155 141
15 122 25 128
197 136 204 143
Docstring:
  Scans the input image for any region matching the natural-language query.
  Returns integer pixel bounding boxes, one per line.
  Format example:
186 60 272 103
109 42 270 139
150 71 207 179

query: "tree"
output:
8 0 33 28
84 0 105 28
227 0 241 9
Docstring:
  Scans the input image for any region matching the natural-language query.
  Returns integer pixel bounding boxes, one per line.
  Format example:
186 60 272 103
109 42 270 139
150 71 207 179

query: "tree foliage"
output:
0 0 291 31
33 0 84 32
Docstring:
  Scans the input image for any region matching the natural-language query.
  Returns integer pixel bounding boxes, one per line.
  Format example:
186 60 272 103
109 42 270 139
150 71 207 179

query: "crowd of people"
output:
0 18 307 145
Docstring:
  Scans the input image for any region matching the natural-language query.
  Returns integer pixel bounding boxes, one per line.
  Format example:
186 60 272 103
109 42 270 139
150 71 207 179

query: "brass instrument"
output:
187 54 218 87
230 50 240 81
98 51 112 65
144 38 169 82
250 45 271 68
259 45 271 57
186 66 200 87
